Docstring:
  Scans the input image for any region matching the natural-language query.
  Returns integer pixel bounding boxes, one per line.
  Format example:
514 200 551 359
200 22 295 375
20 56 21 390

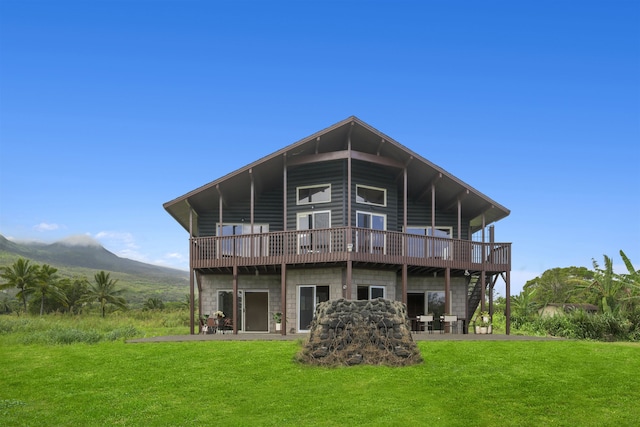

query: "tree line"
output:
0 258 127 316
506 250 639 340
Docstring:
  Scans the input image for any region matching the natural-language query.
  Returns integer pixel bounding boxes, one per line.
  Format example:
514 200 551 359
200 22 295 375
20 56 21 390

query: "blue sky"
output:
1 0 638 296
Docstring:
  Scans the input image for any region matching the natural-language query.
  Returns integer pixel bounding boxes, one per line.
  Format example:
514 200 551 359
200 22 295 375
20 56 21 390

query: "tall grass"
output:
0 309 189 345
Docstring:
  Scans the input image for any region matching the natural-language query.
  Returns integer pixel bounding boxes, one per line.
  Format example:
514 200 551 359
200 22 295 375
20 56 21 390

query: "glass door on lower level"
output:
297 285 329 332
218 290 243 331
427 291 445 331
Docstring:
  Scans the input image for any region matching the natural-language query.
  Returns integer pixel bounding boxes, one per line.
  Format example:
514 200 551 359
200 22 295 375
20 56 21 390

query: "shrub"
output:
104 325 141 341
21 327 102 345
526 310 636 341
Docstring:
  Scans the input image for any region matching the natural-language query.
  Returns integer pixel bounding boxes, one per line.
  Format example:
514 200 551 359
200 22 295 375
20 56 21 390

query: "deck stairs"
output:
467 274 483 325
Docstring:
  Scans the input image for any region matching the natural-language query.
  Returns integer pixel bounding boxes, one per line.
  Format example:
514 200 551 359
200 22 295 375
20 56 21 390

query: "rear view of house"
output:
163 116 512 335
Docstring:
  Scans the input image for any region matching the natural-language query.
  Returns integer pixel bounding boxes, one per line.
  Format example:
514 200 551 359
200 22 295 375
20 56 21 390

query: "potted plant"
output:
475 311 492 334
273 312 282 331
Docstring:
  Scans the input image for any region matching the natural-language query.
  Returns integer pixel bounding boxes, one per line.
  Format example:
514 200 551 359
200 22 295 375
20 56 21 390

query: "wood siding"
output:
351 160 398 229
287 160 346 229
199 182 284 236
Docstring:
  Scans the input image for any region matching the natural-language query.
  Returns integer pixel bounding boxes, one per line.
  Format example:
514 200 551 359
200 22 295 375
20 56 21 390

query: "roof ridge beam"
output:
287 149 405 169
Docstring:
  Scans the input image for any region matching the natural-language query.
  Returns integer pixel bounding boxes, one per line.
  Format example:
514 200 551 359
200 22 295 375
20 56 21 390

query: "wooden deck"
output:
191 227 510 273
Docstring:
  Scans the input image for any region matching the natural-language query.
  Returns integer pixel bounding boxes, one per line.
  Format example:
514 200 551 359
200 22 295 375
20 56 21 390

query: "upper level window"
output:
405 226 453 259
356 185 386 207
297 184 331 205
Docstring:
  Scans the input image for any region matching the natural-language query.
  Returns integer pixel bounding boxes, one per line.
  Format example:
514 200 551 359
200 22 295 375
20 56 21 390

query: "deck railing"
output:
191 227 510 271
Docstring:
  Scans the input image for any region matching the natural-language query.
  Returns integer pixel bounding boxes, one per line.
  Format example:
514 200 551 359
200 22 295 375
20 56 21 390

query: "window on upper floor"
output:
356 184 386 207
297 211 331 253
297 184 331 205
405 226 453 259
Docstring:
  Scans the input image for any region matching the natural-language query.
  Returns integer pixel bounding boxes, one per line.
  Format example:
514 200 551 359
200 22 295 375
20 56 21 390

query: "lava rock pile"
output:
297 298 423 367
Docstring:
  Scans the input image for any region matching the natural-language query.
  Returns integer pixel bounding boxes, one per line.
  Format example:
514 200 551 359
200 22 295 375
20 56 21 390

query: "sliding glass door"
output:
356 211 386 254
297 285 330 332
297 211 331 253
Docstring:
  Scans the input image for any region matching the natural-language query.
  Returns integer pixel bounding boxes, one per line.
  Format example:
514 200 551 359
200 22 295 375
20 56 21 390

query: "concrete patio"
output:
127 332 561 343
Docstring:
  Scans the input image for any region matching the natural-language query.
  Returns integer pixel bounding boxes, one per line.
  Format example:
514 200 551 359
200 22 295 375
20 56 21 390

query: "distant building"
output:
539 303 599 317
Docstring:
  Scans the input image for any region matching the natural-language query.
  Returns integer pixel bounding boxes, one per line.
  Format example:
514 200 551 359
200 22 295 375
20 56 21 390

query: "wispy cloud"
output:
33 222 61 232
93 231 188 270
94 231 143 260
59 234 101 247
94 231 138 249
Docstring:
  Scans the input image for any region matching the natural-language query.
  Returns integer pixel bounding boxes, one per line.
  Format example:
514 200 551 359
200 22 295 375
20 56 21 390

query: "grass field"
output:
1 314 639 426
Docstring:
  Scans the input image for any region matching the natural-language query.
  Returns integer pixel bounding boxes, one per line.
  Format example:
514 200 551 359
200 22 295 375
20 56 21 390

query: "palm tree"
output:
143 297 164 311
619 250 639 312
59 276 90 315
510 287 539 327
33 264 67 315
586 254 624 313
181 293 196 309
84 271 127 317
0 258 40 313
0 291 18 314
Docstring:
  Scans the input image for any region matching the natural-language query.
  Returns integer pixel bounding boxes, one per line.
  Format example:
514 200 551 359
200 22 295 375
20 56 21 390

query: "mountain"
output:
0 234 189 303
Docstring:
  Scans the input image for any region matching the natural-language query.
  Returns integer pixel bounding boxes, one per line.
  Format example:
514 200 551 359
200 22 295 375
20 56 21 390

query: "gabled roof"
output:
164 116 510 233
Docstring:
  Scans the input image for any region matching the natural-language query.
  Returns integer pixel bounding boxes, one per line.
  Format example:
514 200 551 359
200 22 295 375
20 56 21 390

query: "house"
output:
163 117 512 335
539 303 598 317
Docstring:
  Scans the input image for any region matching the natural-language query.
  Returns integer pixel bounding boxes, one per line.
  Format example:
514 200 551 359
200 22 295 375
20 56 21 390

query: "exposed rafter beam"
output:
216 184 227 209
394 156 413 182
352 150 405 168
417 172 442 200
249 167 263 197
286 151 346 166
441 188 470 211
483 204 495 213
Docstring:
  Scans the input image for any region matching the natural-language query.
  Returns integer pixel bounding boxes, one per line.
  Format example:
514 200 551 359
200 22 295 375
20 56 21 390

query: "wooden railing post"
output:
190 228 510 273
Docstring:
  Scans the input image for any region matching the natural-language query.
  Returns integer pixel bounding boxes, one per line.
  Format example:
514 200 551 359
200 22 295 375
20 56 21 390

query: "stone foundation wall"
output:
297 298 423 367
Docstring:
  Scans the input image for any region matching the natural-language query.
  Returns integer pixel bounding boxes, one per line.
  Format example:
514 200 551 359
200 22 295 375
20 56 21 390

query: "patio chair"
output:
218 317 233 334
443 315 458 334
205 316 217 334
418 315 434 333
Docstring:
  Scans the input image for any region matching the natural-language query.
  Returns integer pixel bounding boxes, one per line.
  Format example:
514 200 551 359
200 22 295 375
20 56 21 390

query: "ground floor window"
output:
356 285 385 300
427 291 445 317
297 285 330 332
427 290 453 330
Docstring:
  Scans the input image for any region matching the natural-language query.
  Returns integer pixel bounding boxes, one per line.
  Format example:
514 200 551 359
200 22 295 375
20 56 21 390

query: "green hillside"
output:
0 235 189 305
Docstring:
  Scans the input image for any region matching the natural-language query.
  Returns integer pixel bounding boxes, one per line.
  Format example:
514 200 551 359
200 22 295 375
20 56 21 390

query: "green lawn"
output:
2 331 639 426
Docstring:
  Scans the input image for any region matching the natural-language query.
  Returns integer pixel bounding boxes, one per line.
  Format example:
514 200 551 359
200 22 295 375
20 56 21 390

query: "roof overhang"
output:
164 116 510 234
